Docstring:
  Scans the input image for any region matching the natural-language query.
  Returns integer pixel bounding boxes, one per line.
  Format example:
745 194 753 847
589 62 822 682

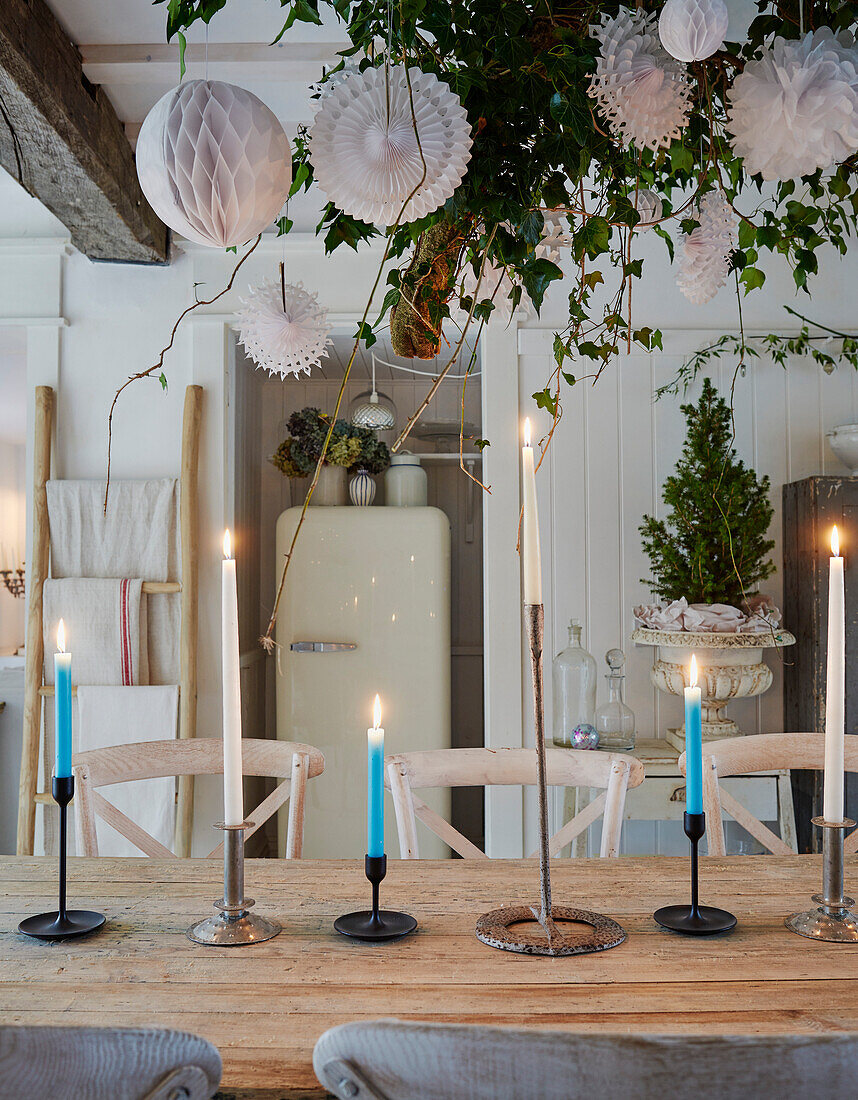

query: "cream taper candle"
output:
521 418 542 605
824 525 845 823
222 529 244 827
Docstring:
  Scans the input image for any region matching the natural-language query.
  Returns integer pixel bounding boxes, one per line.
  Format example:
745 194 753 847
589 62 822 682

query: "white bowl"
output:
827 423 858 474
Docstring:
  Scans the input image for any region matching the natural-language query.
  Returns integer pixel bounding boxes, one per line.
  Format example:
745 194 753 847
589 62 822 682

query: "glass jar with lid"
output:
384 453 428 507
595 648 635 751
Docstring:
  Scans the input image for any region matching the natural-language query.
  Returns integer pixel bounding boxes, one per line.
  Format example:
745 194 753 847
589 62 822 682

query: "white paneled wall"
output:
518 329 857 854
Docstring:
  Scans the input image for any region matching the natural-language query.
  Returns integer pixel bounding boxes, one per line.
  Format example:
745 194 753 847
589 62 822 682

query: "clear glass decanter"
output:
595 648 635 751
552 619 597 748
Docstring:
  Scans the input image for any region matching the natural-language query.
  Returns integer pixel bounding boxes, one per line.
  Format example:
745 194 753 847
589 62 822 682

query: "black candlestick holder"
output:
18 776 106 941
654 811 737 936
334 855 417 941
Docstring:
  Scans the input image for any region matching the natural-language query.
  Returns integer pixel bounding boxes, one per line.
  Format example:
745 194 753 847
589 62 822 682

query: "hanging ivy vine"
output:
158 1 858 419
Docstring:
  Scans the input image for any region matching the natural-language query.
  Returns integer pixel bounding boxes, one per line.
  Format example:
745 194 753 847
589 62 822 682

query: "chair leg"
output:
285 753 309 859
387 761 419 859
703 759 727 856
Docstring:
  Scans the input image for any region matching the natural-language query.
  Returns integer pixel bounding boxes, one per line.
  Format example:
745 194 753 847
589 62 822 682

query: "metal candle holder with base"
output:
654 811 737 935
18 776 106 940
475 603 627 957
786 816 858 942
187 822 281 946
335 855 418 941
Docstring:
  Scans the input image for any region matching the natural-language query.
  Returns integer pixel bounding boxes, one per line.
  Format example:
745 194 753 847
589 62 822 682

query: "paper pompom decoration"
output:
658 0 729 62
588 7 692 151
237 276 331 378
308 64 473 226
675 191 738 304
728 30 858 180
136 80 292 248
630 188 663 230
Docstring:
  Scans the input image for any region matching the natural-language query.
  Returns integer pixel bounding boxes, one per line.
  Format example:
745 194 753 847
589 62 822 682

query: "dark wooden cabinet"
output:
783 476 858 850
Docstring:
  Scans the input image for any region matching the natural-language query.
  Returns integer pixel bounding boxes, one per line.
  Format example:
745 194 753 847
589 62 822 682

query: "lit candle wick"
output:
832 525 840 558
57 618 66 654
689 653 697 688
223 528 232 560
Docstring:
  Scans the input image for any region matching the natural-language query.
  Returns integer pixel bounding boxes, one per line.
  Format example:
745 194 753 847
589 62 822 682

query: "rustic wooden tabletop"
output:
2 855 857 1099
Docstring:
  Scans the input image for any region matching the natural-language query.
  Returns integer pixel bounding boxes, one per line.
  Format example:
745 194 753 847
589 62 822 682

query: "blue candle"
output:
54 619 72 779
367 694 384 858
684 654 703 815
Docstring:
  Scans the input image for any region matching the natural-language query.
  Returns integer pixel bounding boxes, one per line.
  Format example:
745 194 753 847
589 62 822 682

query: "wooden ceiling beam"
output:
0 0 168 263
80 42 350 85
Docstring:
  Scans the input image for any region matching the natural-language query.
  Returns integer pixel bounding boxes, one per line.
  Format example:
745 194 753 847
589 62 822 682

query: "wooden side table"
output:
563 738 796 856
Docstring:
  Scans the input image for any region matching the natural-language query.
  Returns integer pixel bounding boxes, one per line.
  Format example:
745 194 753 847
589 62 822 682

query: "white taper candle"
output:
222 529 244 827
824 525 845 823
521 418 542 606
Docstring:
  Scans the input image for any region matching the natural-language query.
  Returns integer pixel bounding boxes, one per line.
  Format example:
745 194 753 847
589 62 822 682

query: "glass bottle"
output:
552 619 597 748
595 648 635 751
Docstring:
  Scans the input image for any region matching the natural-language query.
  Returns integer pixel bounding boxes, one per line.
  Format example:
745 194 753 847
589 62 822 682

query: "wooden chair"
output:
72 738 324 858
0 1024 221 1100
314 1019 858 1100
384 746 644 859
679 733 858 856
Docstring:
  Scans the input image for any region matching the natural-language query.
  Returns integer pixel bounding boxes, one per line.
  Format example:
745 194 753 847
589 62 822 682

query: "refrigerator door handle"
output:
289 642 358 653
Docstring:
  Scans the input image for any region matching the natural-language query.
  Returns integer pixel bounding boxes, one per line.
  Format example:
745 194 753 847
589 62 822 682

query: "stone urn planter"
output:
630 627 796 752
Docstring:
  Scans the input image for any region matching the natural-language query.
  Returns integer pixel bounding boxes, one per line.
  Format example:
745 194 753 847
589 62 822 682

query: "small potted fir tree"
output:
631 378 795 749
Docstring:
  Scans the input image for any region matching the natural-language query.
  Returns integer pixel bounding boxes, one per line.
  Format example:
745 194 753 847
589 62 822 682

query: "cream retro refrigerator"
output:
275 506 451 858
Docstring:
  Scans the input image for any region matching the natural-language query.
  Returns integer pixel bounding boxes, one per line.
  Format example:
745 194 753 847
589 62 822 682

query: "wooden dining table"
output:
2 854 858 1098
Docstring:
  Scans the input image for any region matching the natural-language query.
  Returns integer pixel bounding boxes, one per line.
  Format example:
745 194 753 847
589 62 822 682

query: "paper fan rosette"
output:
238 276 332 379
308 64 473 226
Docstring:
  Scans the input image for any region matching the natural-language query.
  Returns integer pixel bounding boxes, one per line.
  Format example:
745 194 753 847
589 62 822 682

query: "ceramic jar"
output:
385 454 427 506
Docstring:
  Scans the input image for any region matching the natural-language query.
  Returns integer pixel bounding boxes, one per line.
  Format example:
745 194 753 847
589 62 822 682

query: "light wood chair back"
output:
72 738 324 859
679 733 858 856
0 1024 221 1100
314 1019 858 1100
384 746 644 859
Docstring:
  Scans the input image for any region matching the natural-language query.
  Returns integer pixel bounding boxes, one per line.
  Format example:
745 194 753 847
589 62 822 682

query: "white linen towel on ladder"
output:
43 578 148 686
46 478 180 582
76 686 179 857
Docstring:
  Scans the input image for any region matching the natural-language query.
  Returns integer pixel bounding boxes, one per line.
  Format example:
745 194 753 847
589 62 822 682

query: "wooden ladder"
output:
16 384 202 857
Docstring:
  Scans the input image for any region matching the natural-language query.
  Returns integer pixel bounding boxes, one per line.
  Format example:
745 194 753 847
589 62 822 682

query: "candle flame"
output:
223 529 232 560
57 618 66 654
832 525 840 557
524 418 532 448
689 653 698 688
373 693 382 730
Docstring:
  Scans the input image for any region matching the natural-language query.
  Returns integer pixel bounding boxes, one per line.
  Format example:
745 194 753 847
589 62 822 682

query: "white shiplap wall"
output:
518 329 857 853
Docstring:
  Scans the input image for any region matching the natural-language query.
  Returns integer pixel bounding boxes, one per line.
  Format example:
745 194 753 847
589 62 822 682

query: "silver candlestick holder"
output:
187 822 281 946
786 816 858 943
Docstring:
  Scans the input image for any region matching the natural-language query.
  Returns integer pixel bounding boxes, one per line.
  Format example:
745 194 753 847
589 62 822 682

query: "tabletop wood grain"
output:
2 855 857 1099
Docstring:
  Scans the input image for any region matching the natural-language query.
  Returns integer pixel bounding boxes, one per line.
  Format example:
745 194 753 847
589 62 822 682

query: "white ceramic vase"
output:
307 464 348 506
631 627 796 750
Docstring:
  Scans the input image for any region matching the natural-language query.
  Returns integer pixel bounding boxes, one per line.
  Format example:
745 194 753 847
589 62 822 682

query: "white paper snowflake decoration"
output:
136 80 292 248
630 188 663 230
537 212 573 262
659 0 729 63
237 273 331 378
589 7 693 151
728 30 858 180
675 191 738 304
308 64 473 226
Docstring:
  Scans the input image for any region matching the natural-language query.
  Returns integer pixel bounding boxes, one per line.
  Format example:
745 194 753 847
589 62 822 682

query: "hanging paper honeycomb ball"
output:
136 79 292 248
